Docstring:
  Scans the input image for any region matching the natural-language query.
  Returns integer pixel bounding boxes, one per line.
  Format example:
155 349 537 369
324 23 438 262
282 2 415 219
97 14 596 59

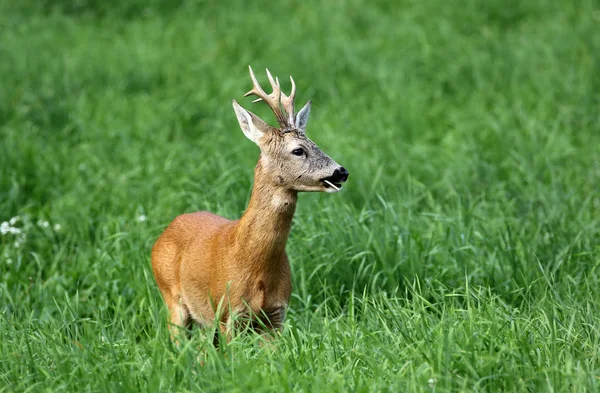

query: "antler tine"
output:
265 69 281 101
244 65 267 99
264 69 286 126
244 66 288 128
280 75 296 126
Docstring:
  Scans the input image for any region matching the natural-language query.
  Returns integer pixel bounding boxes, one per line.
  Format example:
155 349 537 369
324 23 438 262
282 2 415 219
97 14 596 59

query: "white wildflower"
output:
0 222 9 235
37 220 49 228
9 216 20 225
428 378 437 388
54 224 62 231
8 226 21 235
14 234 26 248
137 215 147 222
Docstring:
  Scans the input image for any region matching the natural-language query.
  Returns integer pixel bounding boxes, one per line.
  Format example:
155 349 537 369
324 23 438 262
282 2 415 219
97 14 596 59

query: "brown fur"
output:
152 160 294 340
151 68 346 343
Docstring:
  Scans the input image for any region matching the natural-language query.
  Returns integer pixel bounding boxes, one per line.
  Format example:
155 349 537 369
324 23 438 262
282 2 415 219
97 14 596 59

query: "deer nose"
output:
331 167 349 183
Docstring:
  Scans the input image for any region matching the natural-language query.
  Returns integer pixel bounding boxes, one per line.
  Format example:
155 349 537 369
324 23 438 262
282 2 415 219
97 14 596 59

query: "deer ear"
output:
295 100 311 132
232 100 266 144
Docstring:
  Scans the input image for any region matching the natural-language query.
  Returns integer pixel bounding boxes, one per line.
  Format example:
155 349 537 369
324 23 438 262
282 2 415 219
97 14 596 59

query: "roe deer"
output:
151 66 348 342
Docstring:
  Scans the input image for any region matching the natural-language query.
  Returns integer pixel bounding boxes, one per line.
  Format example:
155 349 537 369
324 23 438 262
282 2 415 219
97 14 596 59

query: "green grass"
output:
1 0 600 391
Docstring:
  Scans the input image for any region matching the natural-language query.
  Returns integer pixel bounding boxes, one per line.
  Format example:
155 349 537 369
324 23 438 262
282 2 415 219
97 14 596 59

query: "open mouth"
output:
321 179 343 191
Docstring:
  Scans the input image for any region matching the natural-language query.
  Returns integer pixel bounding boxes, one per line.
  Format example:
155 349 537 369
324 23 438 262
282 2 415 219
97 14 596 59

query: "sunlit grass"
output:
1 0 599 392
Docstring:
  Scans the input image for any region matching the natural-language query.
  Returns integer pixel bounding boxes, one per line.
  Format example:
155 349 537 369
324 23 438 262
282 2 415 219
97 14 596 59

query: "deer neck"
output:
234 158 297 269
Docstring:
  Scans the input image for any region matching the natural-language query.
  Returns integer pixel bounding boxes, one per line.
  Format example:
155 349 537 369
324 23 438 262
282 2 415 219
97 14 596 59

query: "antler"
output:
280 76 296 127
244 66 296 130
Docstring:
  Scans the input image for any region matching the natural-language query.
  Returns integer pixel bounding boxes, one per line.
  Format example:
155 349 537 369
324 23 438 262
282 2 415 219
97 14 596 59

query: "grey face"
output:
232 99 348 193
260 130 348 193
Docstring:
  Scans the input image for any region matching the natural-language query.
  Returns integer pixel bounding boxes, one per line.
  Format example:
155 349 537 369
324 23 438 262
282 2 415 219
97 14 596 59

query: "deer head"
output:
232 66 348 193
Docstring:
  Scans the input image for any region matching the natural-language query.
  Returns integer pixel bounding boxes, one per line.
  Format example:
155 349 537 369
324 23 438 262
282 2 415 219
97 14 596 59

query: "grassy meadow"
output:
1 0 600 391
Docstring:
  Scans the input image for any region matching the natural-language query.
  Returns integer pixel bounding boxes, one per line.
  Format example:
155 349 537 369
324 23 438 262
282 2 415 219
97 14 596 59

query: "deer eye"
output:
291 148 305 156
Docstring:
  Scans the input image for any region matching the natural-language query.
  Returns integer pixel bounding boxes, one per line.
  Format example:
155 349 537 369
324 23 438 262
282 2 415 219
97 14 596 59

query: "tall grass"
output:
1 0 599 391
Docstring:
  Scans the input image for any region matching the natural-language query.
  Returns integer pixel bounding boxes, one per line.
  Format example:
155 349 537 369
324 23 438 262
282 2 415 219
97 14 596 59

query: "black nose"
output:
331 167 349 183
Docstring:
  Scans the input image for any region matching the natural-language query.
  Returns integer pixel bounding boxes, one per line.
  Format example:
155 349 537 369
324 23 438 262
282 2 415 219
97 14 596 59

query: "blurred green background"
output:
1 0 599 392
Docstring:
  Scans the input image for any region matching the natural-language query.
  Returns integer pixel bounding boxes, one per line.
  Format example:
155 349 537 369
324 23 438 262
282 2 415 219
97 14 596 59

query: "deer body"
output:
152 67 348 341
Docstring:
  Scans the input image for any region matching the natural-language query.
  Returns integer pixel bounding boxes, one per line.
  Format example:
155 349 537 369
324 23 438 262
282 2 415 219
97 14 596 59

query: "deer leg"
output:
220 312 238 343
165 292 191 344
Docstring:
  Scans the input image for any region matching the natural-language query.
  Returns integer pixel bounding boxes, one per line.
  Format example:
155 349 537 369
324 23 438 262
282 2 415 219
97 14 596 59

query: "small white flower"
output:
37 220 49 228
137 215 147 222
54 224 62 231
8 226 21 235
9 216 20 225
428 378 437 388
14 234 26 248
0 222 9 235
